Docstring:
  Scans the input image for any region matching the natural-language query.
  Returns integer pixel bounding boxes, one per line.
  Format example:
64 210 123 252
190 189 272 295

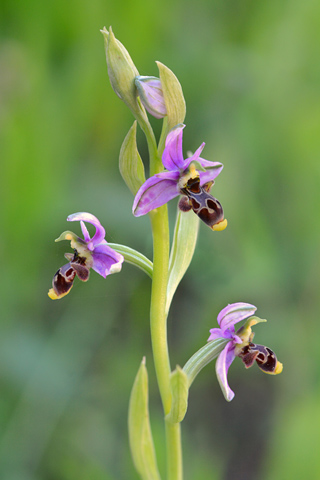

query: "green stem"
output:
157 116 169 159
149 206 171 414
165 420 182 480
136 112 159 171
149 205 183 480
140 109 182 479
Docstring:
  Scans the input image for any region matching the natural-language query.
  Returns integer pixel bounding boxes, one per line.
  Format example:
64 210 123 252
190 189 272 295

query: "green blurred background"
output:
1 0 319 478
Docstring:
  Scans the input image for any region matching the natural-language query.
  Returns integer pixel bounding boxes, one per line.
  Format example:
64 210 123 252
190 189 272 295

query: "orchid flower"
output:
132 124 227 230
208 303 283 401
48 212 124 300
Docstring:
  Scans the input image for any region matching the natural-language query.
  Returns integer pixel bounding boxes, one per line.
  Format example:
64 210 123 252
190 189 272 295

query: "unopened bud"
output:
100 26 139 112
135 76 167 119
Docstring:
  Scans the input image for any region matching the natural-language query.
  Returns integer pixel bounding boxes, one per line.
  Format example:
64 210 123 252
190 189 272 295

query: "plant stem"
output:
142 113 182 479
165 420 182 480
149 205 183 480
136 115 159 172
149 206 171 414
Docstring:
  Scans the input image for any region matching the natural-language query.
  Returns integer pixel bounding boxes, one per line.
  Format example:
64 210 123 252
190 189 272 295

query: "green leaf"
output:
156 62 186 156
119 121 146 195
166 208 199 315
128 358 161 480
166 366 189 424
156 61 186 131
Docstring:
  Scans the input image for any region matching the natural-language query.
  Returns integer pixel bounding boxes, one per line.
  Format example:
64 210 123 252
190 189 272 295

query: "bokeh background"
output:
1 0 320 478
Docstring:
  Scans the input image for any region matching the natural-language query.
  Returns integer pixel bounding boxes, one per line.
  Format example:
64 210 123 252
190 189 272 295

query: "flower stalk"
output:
165 419 182 480
108 243 153 278
149 205 171 414
183 338 228 386
149 204 183 480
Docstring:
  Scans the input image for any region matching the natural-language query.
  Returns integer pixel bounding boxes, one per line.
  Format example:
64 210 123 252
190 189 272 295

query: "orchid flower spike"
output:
132 124 227 231
48 213 124 300
208 303 283 401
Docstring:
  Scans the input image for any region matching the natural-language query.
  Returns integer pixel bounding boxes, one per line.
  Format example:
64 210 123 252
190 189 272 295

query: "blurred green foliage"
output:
1 0 320 478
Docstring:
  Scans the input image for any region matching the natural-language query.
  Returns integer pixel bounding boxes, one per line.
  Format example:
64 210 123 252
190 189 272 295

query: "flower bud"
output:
100 26 139 112
134 76 167 119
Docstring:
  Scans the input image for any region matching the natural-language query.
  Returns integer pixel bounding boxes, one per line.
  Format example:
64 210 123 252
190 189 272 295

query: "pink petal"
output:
183 143 206 170
215 343 236 402
132 171 180 216
91 243 124 278
80 221 91 243
67 212 106 246
198 161 224 185
207 327 224 342
162 124 186 171
217 302 257 331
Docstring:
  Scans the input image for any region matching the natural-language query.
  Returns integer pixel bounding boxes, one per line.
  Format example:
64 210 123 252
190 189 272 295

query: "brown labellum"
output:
51 249 90 298
71 262 90 281
179 176 224 229
52 264 77 298
237 342 279 374
178 196 192 212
